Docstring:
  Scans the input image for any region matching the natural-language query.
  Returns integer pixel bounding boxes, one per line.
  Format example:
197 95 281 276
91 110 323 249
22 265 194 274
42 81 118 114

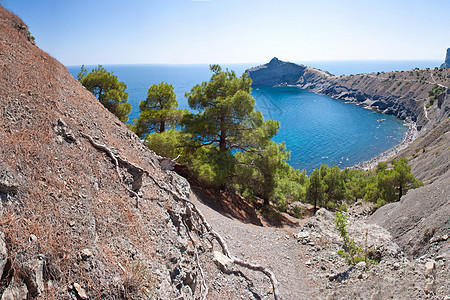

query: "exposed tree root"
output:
80 132 141 207
80 132 281 300
146 170 281 300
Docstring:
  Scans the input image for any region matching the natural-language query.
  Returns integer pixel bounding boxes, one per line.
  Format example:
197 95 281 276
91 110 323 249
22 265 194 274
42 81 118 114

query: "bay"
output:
68 60 437 172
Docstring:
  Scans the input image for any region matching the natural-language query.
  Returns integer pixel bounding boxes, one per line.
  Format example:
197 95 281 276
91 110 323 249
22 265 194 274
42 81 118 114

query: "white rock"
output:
73 283 88 300
213 251 233 273
80 248 93 260
424 260 436 278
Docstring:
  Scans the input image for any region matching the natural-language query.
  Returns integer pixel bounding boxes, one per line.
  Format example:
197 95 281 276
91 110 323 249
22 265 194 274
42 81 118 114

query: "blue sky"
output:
1 0 449 66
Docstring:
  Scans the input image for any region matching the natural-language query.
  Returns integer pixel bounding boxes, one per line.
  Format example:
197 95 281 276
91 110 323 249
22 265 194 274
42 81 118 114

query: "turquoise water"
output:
252 86 407 170
67 61 437 172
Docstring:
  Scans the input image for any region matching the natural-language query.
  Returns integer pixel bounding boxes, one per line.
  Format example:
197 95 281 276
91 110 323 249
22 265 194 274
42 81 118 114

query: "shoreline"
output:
270 83 419 171
352 122 418 170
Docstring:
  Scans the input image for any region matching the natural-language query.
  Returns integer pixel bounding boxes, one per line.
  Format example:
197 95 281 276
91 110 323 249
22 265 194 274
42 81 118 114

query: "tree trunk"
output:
159 120 165 133
219 116 226 152
398 184 402 202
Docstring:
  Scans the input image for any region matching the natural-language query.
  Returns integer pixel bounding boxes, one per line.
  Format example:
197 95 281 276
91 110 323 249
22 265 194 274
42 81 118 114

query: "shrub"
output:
334 212 377 266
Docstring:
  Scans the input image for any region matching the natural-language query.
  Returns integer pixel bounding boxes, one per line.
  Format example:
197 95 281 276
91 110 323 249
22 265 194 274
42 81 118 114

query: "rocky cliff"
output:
0 7 279 299
245 57 309 86
441 48 450 68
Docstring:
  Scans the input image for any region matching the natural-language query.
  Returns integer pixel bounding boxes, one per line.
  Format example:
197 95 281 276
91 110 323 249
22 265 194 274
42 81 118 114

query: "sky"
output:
1 0 449 66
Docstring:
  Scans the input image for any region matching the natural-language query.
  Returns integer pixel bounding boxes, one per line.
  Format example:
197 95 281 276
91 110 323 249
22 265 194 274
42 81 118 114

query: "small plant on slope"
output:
334 211 377 266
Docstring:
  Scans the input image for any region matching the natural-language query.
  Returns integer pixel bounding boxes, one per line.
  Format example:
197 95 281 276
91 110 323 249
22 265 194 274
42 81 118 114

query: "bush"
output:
334 212 377 266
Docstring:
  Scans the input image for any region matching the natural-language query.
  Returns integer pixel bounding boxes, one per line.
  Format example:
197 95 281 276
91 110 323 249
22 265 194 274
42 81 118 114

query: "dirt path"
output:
191 193 323 299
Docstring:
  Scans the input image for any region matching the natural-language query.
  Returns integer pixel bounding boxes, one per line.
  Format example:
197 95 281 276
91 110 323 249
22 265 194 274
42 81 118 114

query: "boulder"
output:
0 161 20 193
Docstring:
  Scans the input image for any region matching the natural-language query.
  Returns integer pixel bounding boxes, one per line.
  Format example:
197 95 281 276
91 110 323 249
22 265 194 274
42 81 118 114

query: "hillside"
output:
0 7 281 299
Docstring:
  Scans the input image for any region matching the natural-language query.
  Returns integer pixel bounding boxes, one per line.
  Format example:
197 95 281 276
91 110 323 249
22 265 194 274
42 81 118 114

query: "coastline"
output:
352 122 418 170
273 83 419 171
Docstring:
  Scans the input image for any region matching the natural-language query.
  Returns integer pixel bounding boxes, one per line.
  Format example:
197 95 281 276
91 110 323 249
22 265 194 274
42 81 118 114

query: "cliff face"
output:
0 7 264 299
441 48 450 68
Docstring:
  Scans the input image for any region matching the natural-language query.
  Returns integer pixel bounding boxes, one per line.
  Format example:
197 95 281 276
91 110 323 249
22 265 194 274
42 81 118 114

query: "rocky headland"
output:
441 48 450 68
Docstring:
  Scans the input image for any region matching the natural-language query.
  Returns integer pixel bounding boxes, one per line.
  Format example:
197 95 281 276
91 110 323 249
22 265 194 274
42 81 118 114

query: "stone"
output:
424 260 436 278
424 279 435 295
356 261 366 270
327 273 338 281
80 248 93 260
369 291 382 300
54 118 76 143
295 231 310 241
0 161 20 193
212 251 233 273
73 282 88 300
0 232 8 278
1 277 28 300
158 157 177 172
22 257 45 298
29 234 37 242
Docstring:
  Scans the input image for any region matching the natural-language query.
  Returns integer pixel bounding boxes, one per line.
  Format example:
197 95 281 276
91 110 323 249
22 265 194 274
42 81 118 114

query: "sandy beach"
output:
353 122 418 170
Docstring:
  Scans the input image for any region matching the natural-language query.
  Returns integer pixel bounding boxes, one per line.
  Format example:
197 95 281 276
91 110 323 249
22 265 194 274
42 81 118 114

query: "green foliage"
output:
144 129 186 159
27 30 35 42
138 65 422 216
234 141 305 207
133 82 188 137
306 168 324 212
370 158 422 203
182 65 284 192
184 65 278 151
78 65 131 122
428 84 446 106
334 212 377 266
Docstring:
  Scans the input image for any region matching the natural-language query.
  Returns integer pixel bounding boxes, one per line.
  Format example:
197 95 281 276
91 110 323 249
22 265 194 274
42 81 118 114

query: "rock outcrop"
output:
441 48 450 68
369 175 449 258
245 57 308 86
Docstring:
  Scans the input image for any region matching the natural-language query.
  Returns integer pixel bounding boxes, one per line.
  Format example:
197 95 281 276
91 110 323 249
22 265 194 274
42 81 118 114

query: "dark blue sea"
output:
67 60 441 172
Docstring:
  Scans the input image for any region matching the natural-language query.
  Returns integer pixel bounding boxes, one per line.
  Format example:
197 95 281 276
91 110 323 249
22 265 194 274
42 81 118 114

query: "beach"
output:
353 122 418 170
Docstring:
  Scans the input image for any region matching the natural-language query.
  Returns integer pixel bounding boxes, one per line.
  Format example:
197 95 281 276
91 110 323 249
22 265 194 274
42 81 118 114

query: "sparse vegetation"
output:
334 212 377 266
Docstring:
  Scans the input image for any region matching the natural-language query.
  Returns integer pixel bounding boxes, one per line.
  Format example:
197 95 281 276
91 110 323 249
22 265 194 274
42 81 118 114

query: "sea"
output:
67 60 441 173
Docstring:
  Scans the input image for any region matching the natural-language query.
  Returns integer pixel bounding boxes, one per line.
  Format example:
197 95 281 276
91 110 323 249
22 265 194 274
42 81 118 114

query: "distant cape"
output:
441 48 450 68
